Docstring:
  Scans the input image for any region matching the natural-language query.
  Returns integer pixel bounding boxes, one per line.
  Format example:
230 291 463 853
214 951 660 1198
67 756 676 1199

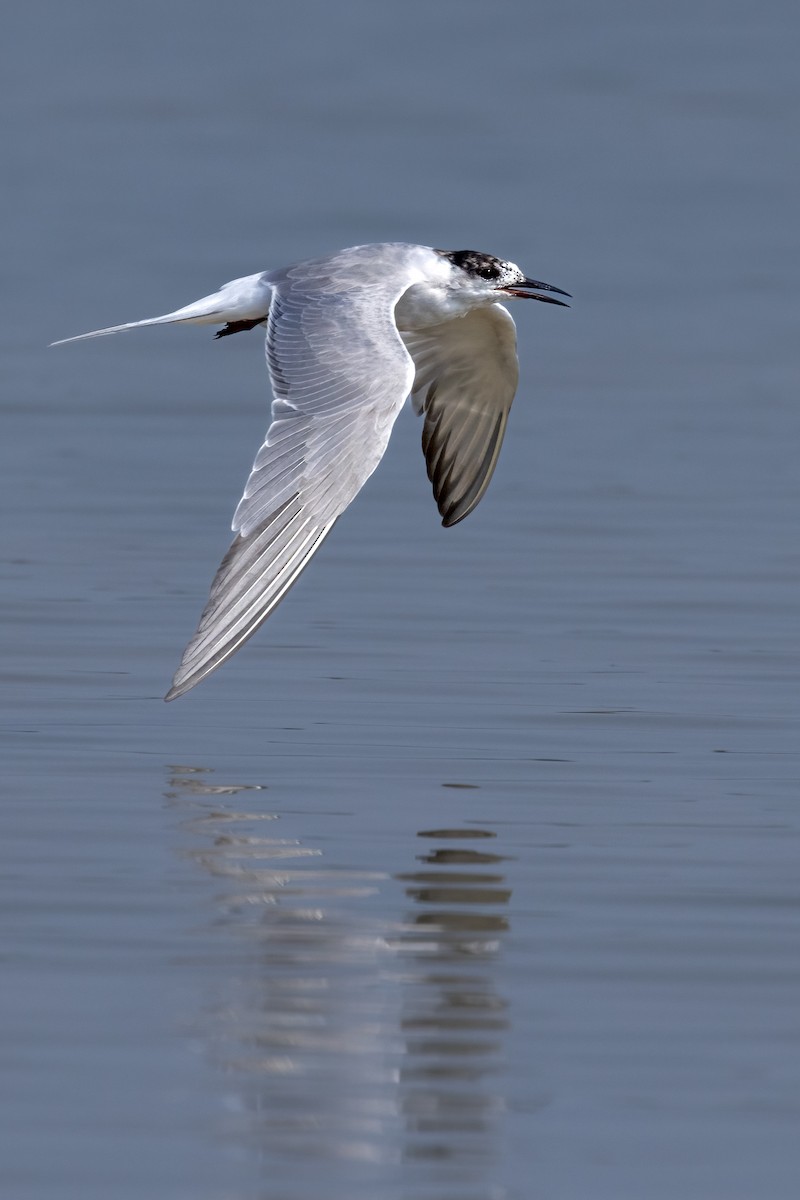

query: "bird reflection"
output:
166 766 512 1199
394 830 510 1168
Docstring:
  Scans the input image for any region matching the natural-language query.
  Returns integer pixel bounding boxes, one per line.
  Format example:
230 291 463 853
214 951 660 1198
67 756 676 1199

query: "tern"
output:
53 243 569 700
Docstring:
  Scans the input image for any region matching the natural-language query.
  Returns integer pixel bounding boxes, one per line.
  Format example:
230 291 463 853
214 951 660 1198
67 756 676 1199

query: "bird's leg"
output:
214 317 267 339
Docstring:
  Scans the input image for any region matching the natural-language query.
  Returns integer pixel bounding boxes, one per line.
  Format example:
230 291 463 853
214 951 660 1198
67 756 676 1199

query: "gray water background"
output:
2 2 800 1198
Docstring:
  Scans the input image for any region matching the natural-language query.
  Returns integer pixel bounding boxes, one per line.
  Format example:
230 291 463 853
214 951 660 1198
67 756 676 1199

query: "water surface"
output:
3 3 800 1198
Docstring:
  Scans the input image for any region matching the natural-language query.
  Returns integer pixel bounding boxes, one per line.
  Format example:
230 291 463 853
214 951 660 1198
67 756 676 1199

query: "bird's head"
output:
435 249 570 307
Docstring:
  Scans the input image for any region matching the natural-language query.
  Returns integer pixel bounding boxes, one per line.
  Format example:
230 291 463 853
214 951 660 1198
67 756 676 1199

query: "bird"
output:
53 242 569 700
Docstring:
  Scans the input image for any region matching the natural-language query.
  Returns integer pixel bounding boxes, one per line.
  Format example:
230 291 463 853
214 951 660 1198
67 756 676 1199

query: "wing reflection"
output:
167 767 512 1199
393 829 510 1168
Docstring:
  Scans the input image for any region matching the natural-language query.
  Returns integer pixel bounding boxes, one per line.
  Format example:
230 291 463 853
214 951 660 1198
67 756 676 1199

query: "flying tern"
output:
53 242 569 699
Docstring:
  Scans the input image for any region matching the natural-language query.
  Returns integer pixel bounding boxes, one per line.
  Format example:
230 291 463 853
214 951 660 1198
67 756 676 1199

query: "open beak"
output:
501 278 571 306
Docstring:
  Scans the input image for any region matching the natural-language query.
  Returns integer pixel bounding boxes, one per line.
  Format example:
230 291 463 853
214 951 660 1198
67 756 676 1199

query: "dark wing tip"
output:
424 406 508 529
440 507 468 529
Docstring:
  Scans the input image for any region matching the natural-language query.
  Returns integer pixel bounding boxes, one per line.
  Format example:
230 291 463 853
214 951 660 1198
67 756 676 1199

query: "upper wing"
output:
166 261 417 700
402 303 519 527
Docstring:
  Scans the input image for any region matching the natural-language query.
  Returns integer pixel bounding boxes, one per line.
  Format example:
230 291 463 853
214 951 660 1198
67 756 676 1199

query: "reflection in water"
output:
166 767 513 1200
395 830 510 1176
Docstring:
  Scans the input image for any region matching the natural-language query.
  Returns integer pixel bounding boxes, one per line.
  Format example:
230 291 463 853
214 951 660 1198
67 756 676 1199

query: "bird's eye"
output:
438 250 503 281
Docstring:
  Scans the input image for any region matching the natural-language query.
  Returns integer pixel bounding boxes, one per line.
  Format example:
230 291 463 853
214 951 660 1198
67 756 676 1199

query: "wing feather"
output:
402 303 519 528
167 251 420 699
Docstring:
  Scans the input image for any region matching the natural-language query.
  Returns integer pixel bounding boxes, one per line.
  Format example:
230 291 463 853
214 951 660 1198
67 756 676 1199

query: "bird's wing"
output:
402 303 519 528
166 264 417 700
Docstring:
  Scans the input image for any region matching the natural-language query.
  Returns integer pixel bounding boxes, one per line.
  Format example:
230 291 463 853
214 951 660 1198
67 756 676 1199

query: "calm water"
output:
3 2 800 1197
